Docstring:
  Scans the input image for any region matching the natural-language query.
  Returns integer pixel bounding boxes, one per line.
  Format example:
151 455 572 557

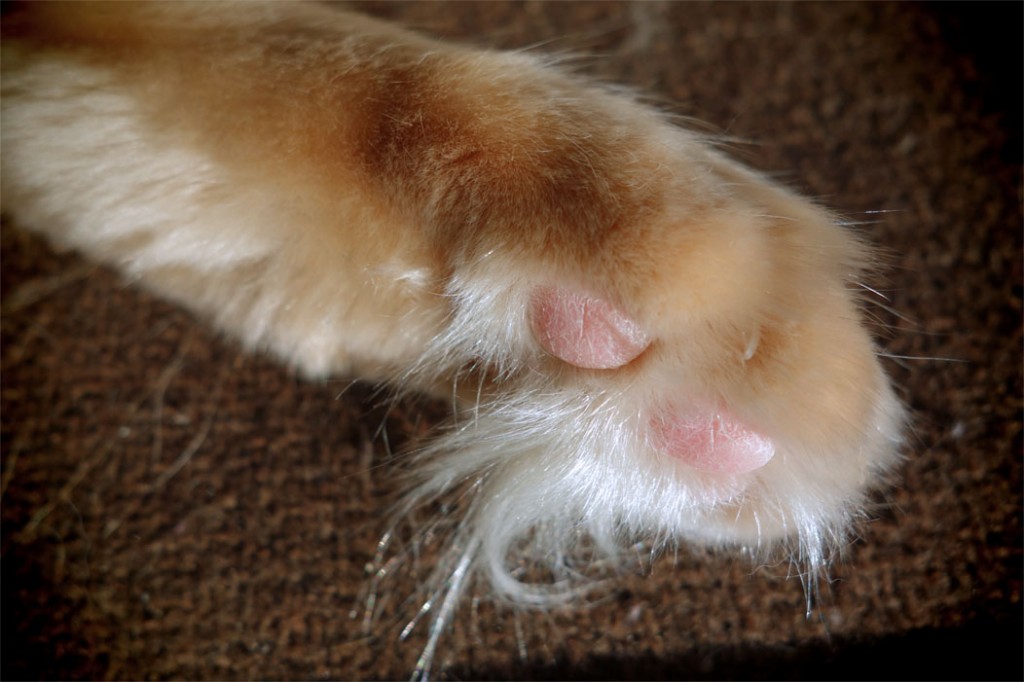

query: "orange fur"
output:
2 3 904 671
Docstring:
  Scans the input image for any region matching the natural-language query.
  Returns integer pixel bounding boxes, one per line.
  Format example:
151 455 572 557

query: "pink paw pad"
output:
529 286 651 370
529 286 773 474
652 410 775 474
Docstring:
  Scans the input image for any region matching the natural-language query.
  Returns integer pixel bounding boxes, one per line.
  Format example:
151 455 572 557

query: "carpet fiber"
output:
3 2 1021 679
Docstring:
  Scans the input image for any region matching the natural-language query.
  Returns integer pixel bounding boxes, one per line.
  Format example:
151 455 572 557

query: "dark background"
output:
3 2 1021 679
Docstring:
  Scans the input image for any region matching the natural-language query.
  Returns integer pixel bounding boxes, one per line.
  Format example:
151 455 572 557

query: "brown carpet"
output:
3 2 1021 679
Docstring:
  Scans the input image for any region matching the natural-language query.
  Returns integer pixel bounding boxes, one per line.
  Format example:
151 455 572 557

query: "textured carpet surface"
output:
3 2 1021 680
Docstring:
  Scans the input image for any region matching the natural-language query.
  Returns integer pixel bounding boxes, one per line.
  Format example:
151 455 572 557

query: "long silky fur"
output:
385 266 904 675
391 259 902 675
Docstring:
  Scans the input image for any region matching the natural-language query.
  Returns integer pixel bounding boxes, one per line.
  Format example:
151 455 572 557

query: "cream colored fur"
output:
2 2 904 674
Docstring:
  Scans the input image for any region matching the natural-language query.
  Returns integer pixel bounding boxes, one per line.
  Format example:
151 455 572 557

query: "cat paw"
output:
393 74 905 600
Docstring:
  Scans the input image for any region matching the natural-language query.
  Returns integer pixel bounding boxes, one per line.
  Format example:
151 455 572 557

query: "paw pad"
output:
529 286 650 369
652 409 776 474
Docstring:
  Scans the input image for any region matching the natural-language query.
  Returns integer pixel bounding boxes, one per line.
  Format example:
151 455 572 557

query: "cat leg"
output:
1 0 904 613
